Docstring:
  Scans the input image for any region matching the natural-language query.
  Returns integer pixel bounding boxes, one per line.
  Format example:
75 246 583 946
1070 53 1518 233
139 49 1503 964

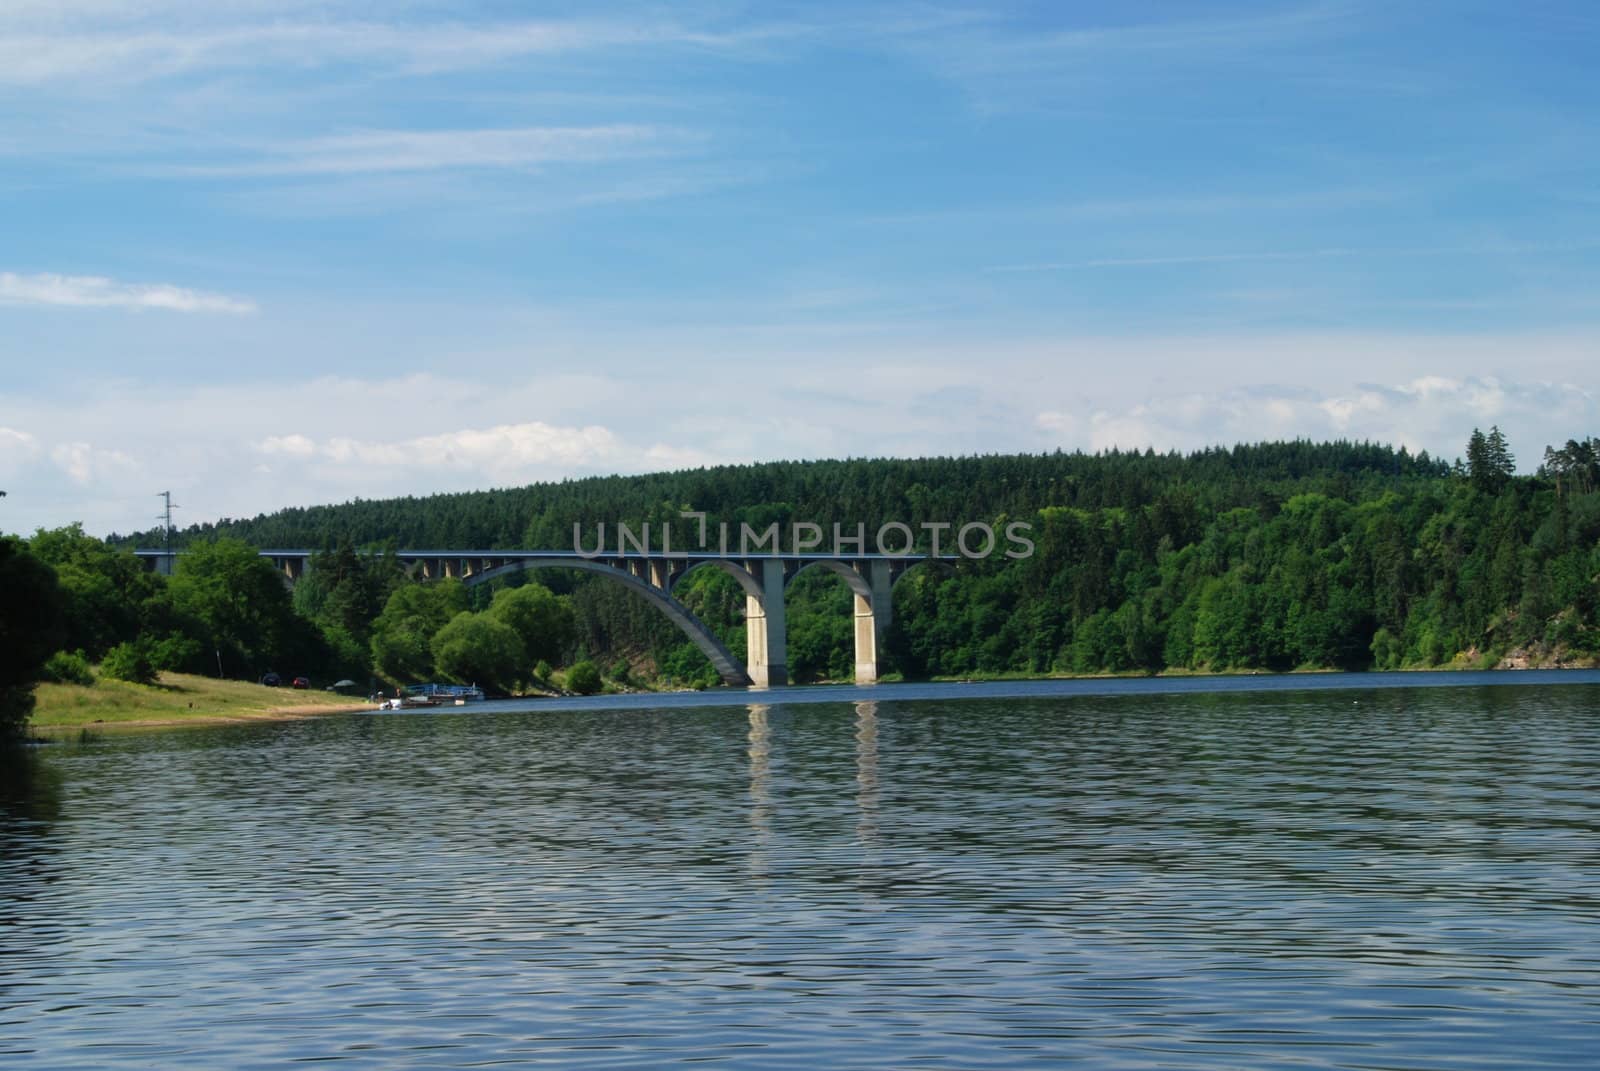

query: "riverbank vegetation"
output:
4 432 1599 737
30 672 366 735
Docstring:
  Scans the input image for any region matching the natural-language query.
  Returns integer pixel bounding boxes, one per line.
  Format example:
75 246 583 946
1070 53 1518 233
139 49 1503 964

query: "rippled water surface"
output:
5 677 1600 1068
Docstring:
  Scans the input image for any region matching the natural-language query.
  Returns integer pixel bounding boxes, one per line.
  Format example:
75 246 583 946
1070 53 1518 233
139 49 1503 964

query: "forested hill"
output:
124 441 1450 551
33 432 1600 693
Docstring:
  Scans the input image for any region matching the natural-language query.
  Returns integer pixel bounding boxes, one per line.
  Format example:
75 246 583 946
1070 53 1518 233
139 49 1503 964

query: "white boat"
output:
378 683 487 710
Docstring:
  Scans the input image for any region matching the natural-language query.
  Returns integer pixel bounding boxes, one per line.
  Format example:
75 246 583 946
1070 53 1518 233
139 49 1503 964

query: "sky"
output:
2 0 1599 537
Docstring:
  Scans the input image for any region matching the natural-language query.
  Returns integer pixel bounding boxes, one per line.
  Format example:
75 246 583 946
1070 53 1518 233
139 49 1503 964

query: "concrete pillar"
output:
853 560 895 683
745 559 788 686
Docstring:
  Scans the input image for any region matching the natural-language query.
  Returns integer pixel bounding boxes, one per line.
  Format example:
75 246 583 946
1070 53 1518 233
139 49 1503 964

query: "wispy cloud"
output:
863 187 1397 230
0 11 758 87
0 427 42 478
0 271 257 314
1 20 601 85
50 441 138 485
890 3 1361 112
988 248 1363 273
173 124 679 178
986 239 1600 274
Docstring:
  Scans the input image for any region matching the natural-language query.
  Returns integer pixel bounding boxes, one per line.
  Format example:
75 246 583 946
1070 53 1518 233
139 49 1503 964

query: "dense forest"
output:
5 433 1600 737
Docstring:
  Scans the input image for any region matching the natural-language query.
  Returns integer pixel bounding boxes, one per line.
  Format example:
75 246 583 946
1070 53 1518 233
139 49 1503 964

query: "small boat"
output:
411 683 486 704
378 683 487 710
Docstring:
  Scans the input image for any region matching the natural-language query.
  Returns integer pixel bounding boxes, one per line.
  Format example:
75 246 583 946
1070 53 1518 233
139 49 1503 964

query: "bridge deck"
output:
137 548 962 562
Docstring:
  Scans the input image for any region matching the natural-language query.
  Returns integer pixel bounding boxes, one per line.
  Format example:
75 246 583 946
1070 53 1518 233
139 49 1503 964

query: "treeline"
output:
113 440 1450 552
1 531 591 721
558 434 1600 682
6 434 1599 738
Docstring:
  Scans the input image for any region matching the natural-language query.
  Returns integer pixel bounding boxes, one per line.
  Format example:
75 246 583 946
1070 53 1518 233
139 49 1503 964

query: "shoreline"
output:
31 657 1600 739
40 702 377 736
30 673 376 738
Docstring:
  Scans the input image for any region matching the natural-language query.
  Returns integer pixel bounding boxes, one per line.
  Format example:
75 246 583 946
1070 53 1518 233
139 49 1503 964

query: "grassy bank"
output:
31 673 369 736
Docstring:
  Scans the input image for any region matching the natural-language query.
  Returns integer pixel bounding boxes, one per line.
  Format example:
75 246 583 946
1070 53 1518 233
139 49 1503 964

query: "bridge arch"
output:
787 558 873 599
669 558 764 599
466 558 751 687
888 556 958 589
784 558 902 683
670 558 787 686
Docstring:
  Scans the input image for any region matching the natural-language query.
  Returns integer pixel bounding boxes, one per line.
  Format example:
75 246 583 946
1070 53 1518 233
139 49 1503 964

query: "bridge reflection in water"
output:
137 547 955 687
747 704 771 884
742 700 881 887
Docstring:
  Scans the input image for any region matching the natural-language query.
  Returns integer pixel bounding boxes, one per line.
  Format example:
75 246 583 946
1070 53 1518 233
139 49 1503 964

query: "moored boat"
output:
378 683 487 709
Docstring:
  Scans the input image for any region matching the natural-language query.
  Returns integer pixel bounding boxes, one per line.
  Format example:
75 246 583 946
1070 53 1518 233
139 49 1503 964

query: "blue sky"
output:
2 1 1598 536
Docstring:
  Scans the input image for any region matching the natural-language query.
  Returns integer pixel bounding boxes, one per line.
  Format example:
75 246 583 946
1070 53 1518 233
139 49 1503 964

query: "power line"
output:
157 491 178 572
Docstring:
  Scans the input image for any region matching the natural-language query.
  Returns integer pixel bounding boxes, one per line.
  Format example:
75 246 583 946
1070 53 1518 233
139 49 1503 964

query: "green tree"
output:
1 537 66 739
292 538 404 676
487 582 576 669
370 580 468 684
430 612 523 693
566 660 602 695
1467 426 1515 495
30 523 178 661
168 538 322 677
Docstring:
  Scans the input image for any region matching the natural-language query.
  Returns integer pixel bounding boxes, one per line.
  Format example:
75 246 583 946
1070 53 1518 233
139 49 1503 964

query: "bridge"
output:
135 547 956 687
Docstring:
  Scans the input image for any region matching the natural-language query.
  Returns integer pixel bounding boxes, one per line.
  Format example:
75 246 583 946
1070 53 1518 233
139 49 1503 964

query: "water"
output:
4 675 1600 1068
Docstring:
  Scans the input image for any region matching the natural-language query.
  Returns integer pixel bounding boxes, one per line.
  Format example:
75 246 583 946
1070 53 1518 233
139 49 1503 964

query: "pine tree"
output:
1466 427 1513 495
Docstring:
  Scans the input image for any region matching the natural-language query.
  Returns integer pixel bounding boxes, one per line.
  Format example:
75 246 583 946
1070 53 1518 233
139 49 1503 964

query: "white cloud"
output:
0 426 40 456
2 337 1599 538
48 441 138 485
182 125 674 178
259 434 315 458
0 271 257 314
266 421 624 472
0 427 42 484
0 13 731 86
1049 375 1598 462
1035 410 1075 435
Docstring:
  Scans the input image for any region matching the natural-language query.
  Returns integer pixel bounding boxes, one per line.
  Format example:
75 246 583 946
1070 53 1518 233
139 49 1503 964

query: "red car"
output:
291 676 310 689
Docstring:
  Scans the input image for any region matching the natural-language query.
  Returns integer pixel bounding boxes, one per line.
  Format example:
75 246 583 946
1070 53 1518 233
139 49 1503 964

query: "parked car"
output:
259 672 281 687
292 676 310 689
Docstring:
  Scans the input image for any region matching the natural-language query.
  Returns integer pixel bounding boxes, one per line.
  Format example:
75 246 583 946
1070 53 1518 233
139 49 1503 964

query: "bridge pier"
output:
852 560 895 684
745 559 788 686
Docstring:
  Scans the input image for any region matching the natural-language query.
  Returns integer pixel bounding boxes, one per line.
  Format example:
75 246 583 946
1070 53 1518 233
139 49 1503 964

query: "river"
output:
4 673 1599 1068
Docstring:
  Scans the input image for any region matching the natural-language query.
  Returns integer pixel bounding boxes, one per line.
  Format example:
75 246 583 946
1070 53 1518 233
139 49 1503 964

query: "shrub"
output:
101 639 159 685
533 659 554 682
1369 628 1403 671
41 649 95 686
566 660 602 695
152 635 205 673
608 659 632 684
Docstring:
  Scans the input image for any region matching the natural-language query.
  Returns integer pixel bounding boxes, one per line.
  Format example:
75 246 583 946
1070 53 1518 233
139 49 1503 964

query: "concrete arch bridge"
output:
137 548 955 687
